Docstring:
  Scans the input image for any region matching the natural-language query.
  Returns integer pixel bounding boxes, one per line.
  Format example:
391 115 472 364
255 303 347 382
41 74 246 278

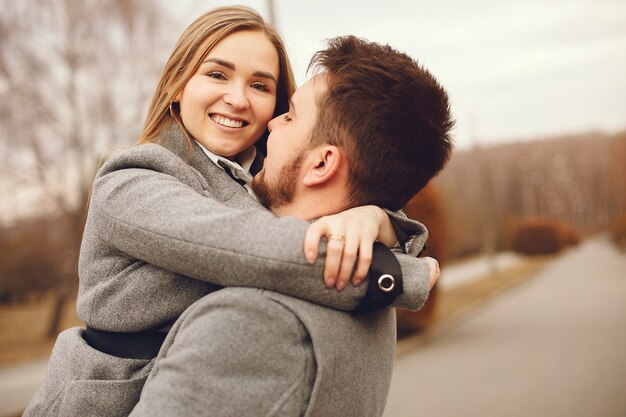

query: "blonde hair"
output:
137 6 295 154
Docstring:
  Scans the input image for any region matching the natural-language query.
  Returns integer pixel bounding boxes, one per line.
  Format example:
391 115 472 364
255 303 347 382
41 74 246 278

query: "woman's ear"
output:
302 146 342 187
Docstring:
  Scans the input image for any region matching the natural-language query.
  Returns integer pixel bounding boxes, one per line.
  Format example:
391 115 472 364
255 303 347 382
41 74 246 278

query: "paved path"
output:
384 236 626 417
0 358 48 417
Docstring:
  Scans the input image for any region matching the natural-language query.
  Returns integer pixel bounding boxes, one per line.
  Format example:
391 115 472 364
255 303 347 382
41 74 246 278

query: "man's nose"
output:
267 114 283 132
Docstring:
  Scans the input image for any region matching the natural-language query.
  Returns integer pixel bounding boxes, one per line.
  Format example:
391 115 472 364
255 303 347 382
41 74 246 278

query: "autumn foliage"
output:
396 184 446 336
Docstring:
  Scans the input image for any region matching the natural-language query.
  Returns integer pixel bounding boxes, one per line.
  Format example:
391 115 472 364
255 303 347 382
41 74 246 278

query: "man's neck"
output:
273 190 347 221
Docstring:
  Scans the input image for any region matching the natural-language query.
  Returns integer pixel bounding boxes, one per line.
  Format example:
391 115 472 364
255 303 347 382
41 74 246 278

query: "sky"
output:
160 0 624 148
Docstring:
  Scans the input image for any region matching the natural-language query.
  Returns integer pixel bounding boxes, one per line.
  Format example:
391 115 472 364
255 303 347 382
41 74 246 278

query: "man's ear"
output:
302 146 342 187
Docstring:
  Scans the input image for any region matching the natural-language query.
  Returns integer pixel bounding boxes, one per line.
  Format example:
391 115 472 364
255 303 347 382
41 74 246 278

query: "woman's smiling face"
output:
176 30 279 158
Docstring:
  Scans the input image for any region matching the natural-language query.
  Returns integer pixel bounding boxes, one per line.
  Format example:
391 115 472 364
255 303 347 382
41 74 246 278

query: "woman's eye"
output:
207 71 226 80
251 82 270 92
283 114 292 122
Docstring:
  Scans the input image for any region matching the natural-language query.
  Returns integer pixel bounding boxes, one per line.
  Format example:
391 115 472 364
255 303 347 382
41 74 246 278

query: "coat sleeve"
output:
87 146 431 311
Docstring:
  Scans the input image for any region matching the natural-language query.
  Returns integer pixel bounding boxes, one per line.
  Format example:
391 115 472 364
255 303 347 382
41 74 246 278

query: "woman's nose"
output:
223 86 249 110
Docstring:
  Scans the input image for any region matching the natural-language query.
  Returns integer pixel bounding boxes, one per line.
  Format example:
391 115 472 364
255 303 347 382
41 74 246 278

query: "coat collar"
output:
156 122 263 210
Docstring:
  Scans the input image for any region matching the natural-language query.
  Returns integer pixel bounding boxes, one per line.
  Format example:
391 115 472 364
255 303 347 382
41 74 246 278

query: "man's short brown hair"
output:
308 36 454 211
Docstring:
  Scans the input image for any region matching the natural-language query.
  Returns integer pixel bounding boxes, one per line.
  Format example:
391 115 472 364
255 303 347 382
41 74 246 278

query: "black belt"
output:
84 327 167 360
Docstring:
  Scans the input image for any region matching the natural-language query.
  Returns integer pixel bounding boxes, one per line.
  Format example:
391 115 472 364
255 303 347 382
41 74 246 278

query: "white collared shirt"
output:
195 141 257 197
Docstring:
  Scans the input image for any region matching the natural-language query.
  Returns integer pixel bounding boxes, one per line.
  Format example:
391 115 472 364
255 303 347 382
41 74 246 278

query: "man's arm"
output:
129 288 316 417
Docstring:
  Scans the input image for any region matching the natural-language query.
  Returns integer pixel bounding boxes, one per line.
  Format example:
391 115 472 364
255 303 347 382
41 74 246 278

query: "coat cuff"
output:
355 242 404 312
384 209 429 257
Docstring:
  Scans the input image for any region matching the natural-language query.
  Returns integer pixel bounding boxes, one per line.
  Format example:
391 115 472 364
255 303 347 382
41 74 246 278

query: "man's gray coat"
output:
130 287 400 417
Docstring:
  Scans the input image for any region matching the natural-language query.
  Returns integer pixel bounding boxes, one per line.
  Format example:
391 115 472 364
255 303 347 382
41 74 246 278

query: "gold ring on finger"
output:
328 235 346 245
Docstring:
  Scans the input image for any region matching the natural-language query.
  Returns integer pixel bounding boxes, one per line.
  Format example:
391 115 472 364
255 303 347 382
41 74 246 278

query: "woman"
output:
24 6 433 417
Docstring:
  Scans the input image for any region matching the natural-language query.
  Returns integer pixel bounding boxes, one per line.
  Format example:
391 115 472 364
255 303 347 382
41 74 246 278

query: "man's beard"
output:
252 153 304 211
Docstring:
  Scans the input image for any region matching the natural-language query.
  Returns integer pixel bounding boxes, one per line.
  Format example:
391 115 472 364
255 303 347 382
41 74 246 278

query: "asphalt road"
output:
384 236 626 417
0 358 48 417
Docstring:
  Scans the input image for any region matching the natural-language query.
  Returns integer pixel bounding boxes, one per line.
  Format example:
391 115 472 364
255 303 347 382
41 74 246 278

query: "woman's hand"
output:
304 205 398 291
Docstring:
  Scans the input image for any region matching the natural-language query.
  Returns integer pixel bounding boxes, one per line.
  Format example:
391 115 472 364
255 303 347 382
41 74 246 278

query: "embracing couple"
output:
25 5 453 417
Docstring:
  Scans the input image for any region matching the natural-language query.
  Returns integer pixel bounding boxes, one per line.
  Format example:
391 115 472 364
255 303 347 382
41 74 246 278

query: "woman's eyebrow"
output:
203 57 234 70
202 57 276 83
254 70 277 83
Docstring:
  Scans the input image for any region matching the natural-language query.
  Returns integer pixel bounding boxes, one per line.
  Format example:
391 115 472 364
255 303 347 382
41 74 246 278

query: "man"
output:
130 36 453 417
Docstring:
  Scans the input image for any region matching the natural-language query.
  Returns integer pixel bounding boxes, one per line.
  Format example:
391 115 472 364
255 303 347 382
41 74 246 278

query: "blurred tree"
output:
610 213 626 251
435 131 625 260
0 217 68 303
608 133 626 222
0 0 171 337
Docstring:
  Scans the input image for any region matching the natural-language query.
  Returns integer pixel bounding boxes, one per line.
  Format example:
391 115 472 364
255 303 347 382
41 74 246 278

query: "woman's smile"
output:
209 113 249 129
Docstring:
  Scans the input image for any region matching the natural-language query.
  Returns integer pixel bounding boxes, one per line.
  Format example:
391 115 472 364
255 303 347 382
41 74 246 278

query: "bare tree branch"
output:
0 0 170 222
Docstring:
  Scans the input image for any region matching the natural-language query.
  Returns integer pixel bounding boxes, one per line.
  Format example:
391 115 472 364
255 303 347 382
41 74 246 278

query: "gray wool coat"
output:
24 123 432 417
129 287 400 417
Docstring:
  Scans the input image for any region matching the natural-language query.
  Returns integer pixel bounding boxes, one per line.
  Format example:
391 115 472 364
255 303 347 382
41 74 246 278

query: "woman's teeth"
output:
211 115 244 128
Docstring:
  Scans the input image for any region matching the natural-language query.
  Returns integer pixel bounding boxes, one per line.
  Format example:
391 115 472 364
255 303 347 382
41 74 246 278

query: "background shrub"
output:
510 217 580 255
